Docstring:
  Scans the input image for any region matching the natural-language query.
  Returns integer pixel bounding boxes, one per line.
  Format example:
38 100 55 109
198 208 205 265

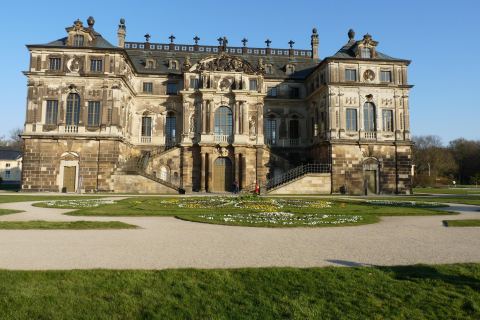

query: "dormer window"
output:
49 57 61 71
249 79 258 91
265 64 273 74
146 59 155 69
169 60 179 70
285 64 295 75
360 47 371 58
73 35 84 47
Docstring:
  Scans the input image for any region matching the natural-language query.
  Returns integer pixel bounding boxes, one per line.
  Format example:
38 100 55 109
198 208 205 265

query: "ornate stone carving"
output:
214 146 229 157
249 116 256 136
192 53 260 74
66 56 82 73
363 69 375 81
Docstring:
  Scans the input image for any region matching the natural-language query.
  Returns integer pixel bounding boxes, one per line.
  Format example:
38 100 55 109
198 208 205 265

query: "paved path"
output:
0 199 479 270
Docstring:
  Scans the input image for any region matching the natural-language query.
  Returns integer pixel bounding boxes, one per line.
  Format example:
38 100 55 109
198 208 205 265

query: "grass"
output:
0 209 22 216
0 195 105 204
0 220 137 230
367 195 480 206
414 187 480 194
443 219 480 227
0 263 478 319
34 196 455 228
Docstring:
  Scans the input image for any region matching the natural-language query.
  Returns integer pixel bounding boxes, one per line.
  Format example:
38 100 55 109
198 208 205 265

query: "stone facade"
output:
21 18 413 194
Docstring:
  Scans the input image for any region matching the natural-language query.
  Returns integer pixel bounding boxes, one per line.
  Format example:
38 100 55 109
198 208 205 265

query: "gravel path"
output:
0 199 479 270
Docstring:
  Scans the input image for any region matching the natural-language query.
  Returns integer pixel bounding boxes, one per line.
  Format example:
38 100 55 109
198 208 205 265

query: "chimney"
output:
311 28 319 60
117 18 126 48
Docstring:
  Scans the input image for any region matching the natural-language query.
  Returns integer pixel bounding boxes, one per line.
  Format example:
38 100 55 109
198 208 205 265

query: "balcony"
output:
265 138 301 147
140 136 152 143
363 132 377 140
64 125 78 133
214 134 233 144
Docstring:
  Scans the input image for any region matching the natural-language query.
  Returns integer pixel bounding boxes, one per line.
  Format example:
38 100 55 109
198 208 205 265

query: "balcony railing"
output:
214 134 233 144
140 136 152 143
363 131 377 140
265 138 301 147
64 125 78 133
165 136 177 148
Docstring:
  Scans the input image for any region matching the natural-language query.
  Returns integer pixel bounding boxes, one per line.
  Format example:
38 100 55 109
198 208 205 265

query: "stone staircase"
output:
265 163 331 193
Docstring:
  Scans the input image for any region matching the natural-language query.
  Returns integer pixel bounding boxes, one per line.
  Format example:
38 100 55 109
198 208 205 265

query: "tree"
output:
0 128 23 151
449 139 480 185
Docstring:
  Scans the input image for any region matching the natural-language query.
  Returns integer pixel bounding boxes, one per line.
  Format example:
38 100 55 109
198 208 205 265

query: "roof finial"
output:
87 16 95 28
144 33 151 42
241 38 248 47
265 39 272 47
193 35 200 44
217 37 223 46
348 28 355 41
288 40 295 48
169 34 175 43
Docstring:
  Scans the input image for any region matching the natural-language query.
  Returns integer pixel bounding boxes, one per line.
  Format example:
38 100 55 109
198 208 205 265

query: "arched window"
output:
165 112 176 146
363 102 376 131
73 35 84 47
66 93 80 126
265 115 277 145
214 106 233 142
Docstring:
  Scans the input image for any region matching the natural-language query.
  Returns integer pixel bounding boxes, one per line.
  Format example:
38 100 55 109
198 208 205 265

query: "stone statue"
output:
189 114 195 133
249 116 256 136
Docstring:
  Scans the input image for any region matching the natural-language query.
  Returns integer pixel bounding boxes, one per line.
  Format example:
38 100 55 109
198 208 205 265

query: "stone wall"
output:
268 173 331 194
110 174 178 194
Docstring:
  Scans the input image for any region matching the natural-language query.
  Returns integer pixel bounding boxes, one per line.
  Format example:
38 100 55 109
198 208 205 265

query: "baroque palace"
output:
21 17 413 194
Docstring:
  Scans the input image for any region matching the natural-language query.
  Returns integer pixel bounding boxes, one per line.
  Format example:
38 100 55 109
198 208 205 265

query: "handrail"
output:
266 163 331 190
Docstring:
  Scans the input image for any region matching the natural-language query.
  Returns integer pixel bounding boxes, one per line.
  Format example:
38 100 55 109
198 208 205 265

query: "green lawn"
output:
0 195 105 204
0 209 22 216
32 196 455 228
0 264 478 319
443 219 480 227
0 220 137 230
414 187 480 195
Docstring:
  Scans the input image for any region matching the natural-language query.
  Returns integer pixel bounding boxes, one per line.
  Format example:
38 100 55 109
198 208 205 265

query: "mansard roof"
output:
0 149 22 161
124 42 319 79
33 33 117 49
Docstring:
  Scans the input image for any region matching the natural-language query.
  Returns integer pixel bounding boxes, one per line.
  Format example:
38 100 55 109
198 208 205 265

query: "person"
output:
233 180 239 194
254 181 260 195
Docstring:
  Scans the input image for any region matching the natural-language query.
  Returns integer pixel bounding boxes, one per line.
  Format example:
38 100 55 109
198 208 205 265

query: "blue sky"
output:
0 0 478 143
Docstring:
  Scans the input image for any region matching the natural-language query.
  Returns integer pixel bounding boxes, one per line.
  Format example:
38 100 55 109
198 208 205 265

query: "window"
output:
190 78 199 89
380 70 392 82
141 116 152 136
267 86 277 97
87 101 101 126
382 109 394 132
143 82 153 94
289 118 300 139
320 73 325 84
146 60 155 69
345 69 357 81
49 58 61 71
66 93 81 125
165 112 176 145
5 163 10 168
169 60 178 70
289 87 300 99
45 100 58 125
265 116 277 144
166 83 178 95
346 108 358 131
214 106 233 137
360 47 371 58
265 65 273 74
249 79 258 91
90 59 103 72
363 102 376 131
286 64 295 75
73 35 84 47
5 170 10 178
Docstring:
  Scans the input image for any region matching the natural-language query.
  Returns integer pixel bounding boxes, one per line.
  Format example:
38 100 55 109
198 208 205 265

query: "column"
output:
209 101 215 134
235 152 241 187
200 152 206 192
257 104 264 135
242 101 248 134
234 101 240 135
202 100 207 134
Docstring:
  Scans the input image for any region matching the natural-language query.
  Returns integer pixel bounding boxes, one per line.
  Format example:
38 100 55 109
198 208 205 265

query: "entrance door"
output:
365 170 377 195
63 166 76 192
213 157 233 192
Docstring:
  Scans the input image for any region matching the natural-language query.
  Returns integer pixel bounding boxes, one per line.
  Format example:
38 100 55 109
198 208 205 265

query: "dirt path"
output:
0 199 479 270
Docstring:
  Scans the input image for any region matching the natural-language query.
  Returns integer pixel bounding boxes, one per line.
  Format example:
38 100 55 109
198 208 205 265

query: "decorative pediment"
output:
190 53 260 74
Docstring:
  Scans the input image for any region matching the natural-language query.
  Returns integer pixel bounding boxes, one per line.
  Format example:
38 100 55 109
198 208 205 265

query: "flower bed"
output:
364 200 445 207
192 212 363 227
39 199 116 208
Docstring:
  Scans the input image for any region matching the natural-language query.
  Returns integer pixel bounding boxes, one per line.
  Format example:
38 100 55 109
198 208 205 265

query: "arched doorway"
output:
213 157 233 192
363 158 379 195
